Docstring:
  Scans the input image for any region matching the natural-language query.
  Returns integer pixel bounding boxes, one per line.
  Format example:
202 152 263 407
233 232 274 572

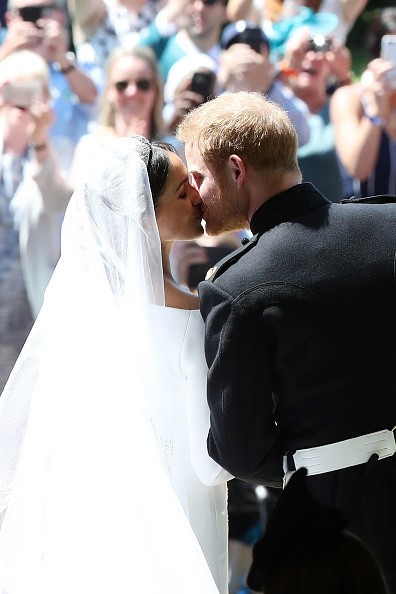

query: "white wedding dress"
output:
0 138 231 594
147 305 229 593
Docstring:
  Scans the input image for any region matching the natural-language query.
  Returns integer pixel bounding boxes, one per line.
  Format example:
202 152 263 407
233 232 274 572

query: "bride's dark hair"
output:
132 135 178 208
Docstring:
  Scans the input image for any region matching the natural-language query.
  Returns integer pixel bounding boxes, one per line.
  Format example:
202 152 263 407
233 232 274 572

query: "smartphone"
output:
381 34 396 63
191 71 216 102
187 246 234 288
381 35 396 89
18 4 56 23
235 28 263 53
1 80 42 108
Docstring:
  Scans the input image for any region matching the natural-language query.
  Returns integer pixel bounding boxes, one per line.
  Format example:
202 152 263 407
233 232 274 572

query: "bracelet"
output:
30 142 48 152
361 95 385 127
363 112 385 126
59 63 75 75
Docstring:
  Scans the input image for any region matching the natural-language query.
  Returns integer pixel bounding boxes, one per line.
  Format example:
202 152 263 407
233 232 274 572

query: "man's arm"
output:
199 280 284 487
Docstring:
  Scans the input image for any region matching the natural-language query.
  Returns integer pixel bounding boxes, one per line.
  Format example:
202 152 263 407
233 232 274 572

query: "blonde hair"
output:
99 45 164 141
0 49 50 89
176 91 300 174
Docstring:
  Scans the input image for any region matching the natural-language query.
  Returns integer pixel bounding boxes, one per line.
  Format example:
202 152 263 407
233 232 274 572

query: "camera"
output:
18 4 57 24
233 28 263 53
308 34 332 53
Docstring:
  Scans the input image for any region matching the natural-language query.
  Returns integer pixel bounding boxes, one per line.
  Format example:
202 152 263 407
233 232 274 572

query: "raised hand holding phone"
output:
191 71 216 102
381 34 396 95
1 80 41 108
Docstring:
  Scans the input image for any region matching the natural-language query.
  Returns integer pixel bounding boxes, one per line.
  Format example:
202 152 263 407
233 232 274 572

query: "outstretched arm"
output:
67 0 106 43
28 99 73 210
333 0 368 29
226 0 259 24
330 58 396 180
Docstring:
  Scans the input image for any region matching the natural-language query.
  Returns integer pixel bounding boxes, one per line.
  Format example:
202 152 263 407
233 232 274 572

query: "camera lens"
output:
309 34 332 53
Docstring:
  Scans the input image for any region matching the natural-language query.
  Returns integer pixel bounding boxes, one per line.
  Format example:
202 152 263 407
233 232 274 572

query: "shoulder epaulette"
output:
341 195 396 205
205 234 260 283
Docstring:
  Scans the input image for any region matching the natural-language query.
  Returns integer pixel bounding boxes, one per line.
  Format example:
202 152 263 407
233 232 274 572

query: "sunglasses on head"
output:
114 78 153 93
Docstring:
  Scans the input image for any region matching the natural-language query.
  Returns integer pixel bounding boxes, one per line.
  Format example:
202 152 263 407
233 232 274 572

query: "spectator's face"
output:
107 56 158 127
287 36 332 100
185 0 227 42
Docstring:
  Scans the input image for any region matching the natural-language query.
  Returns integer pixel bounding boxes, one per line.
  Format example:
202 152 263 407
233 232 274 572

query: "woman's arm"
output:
337 0 368 28
330 59 396 180
28 99 72 211
67 0 107 43
330 85 383 180
226 0 259 24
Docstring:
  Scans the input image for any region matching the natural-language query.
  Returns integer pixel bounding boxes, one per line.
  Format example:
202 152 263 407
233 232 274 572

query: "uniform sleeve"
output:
182 311 233 487
199 281 284 488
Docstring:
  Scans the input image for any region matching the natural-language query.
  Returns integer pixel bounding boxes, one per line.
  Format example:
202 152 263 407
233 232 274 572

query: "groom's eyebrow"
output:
174 177 188 194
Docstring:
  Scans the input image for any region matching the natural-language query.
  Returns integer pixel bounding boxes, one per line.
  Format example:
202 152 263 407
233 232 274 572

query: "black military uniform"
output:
199 182 396 592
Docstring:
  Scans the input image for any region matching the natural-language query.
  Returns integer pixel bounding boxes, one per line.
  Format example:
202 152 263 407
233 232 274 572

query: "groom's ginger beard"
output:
203 177 249 236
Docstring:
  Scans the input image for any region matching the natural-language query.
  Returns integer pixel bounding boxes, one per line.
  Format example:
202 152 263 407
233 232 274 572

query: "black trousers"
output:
307 454 396 593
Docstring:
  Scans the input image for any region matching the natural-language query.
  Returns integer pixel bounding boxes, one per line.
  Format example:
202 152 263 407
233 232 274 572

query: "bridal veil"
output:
0 137 220 594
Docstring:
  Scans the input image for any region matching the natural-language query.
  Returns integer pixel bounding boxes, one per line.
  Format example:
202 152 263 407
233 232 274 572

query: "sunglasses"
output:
114 79 153 93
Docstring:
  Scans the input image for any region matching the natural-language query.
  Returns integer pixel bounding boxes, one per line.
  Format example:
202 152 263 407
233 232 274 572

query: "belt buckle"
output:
381 426 396 459
282 453 296 487
366 427 396 460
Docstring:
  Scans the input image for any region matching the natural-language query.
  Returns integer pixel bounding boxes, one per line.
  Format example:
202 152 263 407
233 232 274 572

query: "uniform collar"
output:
250 183 330 235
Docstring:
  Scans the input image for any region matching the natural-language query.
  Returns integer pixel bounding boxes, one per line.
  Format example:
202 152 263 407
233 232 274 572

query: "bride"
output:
0 135 232 594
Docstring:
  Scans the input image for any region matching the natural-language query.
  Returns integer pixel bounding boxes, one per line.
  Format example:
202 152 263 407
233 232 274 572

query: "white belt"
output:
283 427 396 478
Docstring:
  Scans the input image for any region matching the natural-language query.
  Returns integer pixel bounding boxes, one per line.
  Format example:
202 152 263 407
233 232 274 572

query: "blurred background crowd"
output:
0 0 394 592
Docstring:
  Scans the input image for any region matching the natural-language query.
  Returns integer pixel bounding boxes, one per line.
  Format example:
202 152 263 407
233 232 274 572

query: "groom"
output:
177 91 396 592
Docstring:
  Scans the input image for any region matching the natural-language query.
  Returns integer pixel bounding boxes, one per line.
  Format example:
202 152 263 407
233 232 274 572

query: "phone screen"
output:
381 35 396 64
191 71 215 101
1 81 42 108
381 35 396 89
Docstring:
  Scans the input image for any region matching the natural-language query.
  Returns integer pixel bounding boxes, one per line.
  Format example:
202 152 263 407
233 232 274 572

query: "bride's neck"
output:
161 241 173 280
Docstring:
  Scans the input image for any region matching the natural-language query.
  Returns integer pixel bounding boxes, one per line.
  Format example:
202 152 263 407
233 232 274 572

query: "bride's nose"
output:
190 186 203 207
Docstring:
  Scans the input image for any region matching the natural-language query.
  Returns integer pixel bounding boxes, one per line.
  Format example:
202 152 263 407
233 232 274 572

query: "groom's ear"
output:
228 154 246 189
